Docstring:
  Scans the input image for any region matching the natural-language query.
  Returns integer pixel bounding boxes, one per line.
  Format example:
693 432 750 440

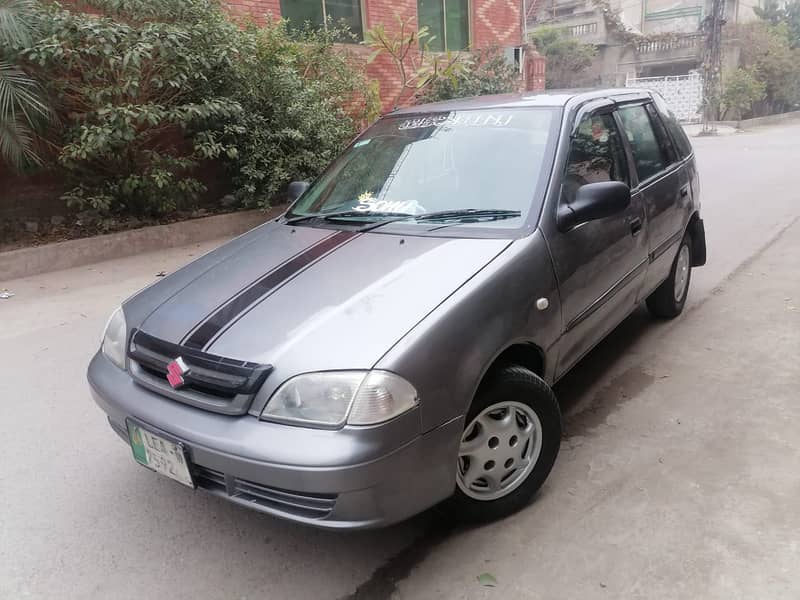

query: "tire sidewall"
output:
673 234 693 310
444 366 561 523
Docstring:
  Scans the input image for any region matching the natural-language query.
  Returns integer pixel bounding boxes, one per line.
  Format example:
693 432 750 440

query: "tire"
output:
646 232 693 319
441 365 561 524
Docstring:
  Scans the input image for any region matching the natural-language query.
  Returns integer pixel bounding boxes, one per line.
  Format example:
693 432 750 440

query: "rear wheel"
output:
442 365 561 523
646 233 692 319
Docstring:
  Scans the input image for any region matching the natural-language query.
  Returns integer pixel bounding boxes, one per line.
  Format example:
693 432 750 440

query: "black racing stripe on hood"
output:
183 230 358 350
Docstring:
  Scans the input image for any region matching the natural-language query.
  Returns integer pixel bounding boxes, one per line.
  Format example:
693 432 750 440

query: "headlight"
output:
101 307 127 370
261 370 418 429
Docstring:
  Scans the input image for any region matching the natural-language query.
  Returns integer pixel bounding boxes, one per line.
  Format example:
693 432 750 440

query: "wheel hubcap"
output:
456 401 543 501
674 244 691 302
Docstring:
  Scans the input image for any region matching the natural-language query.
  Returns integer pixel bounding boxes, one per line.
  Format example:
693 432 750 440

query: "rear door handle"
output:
629 216 643 236
680 186 689 198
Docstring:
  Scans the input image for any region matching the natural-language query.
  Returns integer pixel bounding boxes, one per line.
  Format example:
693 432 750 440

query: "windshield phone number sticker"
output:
398 113 514 130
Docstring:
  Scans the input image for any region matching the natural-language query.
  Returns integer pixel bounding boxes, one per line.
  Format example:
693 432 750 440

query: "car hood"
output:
129 222 511 373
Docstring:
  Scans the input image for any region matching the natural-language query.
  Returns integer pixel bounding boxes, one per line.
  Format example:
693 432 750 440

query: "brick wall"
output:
362 0 418 112
472 0 522 49
226 0 281 19
225 0 527 111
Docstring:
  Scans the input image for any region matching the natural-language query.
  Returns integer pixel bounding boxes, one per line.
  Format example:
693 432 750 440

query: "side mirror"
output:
557 181 631 232
287 181 310 204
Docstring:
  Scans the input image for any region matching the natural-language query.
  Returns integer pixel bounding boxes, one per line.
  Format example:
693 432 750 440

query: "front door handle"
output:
629 216 643 236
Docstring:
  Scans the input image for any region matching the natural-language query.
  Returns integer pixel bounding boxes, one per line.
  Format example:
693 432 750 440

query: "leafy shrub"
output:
0 0 54 169
421 46 520 103
22 0 243 214
216 20 376 208
722 68 767 120
529 26 597 89
364 16 466 109
735 21 800 115
14 0 370 216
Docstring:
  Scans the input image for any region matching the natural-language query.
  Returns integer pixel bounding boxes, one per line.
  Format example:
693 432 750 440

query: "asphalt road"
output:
1 124 799 600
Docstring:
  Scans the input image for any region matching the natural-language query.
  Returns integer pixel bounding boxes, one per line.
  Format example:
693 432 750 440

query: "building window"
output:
280 0 364 41
417 0 470 51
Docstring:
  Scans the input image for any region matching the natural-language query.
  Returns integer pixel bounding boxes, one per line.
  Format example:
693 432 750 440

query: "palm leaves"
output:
0 0 53 169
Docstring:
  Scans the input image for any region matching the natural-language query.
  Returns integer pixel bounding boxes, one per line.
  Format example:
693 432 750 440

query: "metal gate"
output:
625 73 703 123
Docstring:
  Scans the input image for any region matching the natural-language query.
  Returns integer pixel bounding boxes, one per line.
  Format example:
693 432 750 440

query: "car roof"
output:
389 88 654 116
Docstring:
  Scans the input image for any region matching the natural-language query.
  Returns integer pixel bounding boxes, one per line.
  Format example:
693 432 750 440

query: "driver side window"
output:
562 113 628 205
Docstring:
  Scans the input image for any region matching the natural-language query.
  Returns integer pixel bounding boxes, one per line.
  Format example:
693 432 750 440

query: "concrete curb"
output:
1 207 283 281
715 110 800 129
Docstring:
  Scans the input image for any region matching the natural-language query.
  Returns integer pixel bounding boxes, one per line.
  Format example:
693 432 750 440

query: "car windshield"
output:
288 108 558 231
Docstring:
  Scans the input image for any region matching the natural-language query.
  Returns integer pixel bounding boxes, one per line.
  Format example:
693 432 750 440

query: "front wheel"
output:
442 365 561 524
646 233 693 319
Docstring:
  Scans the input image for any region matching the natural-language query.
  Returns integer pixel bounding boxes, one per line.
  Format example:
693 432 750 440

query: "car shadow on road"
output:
554 305 667 437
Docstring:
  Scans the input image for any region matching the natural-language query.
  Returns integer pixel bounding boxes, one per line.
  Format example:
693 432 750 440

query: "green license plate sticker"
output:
126 422 194 488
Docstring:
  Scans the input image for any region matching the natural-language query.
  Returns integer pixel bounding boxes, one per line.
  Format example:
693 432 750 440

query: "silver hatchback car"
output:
89 89 706 529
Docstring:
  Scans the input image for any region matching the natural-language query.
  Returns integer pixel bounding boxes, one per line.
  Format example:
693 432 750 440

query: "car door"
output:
545 107 649 379
616 102 688 295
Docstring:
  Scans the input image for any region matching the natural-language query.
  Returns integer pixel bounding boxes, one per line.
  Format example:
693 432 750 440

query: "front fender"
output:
375 231 562 433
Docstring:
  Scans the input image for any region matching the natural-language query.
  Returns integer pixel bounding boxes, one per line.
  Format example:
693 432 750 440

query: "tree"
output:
529 26 596 89
754 0 800 47
735 21 800 115
722 68 766 122
23 0 244 214
0 0 54 169
364 16 466 109
421 46 520 103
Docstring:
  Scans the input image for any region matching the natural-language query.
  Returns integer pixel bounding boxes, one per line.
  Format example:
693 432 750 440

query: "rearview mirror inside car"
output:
287 181 310 204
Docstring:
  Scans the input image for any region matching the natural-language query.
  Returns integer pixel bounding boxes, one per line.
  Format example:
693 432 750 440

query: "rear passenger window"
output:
562 113 628 204
645 104 677 164
617 105 670 182
652 93 693 159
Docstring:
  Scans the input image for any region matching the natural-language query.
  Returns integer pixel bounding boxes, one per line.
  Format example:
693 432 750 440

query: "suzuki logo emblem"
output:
166 357 189 389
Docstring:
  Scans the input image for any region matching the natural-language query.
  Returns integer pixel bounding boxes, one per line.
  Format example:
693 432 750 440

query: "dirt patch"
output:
0 203 286 253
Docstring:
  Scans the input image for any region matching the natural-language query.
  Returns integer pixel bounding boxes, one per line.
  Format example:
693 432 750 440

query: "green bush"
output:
15 0 370 216
23 0 243 214
217 20 376 208
722 68 767 120
421 46 520 103
529 25 596 89
0 0 54 169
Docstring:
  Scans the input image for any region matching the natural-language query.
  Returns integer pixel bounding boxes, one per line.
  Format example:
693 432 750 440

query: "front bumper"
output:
88 352 462 529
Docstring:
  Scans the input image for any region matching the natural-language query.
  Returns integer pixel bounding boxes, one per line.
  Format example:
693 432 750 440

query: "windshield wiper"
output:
285 210 411 225
358 209 523 232
414 209 522 222
287 208 522 232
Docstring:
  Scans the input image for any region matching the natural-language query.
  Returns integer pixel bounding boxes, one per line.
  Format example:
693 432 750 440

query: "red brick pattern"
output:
361 0 419 112
226 0 281 20
472 0 522 48
223 0 529 110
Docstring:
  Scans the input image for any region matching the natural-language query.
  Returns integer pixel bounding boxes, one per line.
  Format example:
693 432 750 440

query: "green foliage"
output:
735 21 800 115
722 68 767 120
216 19 373 207
21 0 243 214
754 0 800 47
0 0 53 169
421 46 520 103
529 26 595 88
11 0 368 215
364 16 467 109
529 26 596 89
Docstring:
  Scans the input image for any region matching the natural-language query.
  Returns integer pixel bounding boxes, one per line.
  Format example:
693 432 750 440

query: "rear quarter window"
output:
651 93 693 159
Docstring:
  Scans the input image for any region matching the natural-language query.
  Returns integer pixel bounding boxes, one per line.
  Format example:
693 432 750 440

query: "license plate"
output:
127 421 194 488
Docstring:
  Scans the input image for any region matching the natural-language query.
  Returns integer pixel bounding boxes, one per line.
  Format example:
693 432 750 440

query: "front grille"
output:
193 465 337 519
127 329 272 415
